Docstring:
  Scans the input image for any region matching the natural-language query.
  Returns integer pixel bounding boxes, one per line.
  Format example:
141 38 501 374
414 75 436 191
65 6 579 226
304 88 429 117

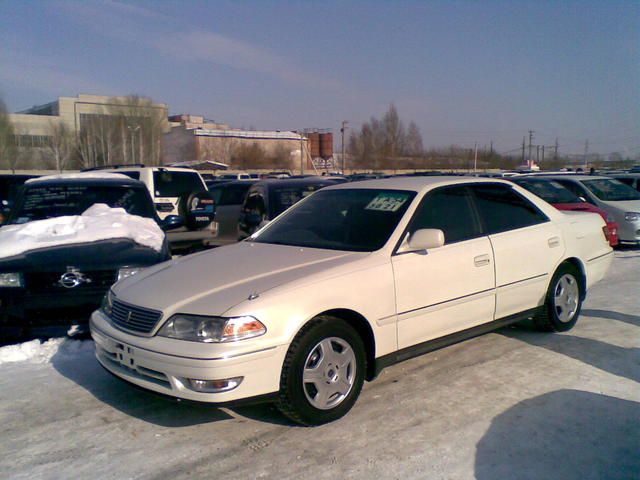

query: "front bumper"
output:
90 310 287 403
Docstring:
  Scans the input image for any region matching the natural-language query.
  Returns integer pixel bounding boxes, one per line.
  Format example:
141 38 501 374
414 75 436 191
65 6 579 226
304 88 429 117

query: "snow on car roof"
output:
26 172 131 184
325 175 511 193
0 203 164 259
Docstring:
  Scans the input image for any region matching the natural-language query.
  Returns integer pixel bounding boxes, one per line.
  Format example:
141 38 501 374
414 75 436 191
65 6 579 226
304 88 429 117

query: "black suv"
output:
0 175 177 342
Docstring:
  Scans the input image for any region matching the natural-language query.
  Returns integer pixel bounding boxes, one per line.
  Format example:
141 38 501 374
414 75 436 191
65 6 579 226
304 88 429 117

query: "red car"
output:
511 177 619 247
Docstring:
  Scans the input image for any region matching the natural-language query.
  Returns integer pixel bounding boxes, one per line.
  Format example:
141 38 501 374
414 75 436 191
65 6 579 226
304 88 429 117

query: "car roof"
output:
253 177 338 188
531 174 611 181
24 175 146 188
324 175 513 193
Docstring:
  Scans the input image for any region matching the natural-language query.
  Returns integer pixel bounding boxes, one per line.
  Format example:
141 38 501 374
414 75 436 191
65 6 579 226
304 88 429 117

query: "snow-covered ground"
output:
0 250 638 480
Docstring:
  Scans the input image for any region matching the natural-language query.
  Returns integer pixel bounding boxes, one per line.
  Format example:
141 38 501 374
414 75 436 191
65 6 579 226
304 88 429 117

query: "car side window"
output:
408 186 482 244
555 180 594 204
471 184 548 235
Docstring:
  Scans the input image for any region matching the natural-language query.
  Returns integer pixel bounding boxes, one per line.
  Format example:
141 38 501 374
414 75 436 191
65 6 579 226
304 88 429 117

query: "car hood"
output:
112 242 365 315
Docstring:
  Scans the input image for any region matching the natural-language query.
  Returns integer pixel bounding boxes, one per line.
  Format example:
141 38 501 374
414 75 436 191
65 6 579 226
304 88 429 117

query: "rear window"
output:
581 179 640 201
153 171 205 197
10 185 154 224
514 179 581 204
269 184 329 217
210 184 252 206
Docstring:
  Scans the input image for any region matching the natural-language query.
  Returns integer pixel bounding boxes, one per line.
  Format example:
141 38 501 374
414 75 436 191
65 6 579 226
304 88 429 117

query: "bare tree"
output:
0 98 17 172
46 121 75 172
405 121 424 156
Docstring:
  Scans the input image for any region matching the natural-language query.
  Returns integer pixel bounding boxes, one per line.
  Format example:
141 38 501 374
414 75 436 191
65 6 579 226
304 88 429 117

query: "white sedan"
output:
90 177 613 425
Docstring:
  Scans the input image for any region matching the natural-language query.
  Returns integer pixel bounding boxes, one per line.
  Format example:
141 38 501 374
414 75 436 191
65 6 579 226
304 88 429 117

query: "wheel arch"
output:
306 308 378 382
558 257 587 300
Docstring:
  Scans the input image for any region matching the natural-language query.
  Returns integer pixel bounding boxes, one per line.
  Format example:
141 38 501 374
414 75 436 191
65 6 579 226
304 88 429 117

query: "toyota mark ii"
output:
90 177 612 425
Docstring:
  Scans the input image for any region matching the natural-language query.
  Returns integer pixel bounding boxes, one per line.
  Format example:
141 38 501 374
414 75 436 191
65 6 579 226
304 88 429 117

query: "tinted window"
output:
513 179 581 204
581 179 640 201
10 185 154 224
118 171 140 180
210 183 252 206
553 180 592 201
409 186 481 244
255 189 416 252
269 184 330 217
153 171 205 197
471 184 548 234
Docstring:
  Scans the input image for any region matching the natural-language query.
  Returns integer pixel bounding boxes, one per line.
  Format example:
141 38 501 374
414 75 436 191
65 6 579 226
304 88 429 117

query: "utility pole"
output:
536 145 540 165
340 121 348 174
473 142 478 172
583 139 589 170
522 136 526 164
528 130 535 168
489 140 493 155
300 134 305 175
554 138 559 161
541 145 545 163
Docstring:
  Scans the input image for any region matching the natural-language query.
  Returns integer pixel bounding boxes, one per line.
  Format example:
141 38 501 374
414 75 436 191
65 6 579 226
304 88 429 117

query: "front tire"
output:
534 263 583 332
277 316 366 426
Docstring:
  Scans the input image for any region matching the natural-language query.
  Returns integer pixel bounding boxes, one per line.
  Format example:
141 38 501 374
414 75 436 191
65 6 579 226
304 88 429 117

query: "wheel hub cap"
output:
303 337 356 410
554 274 580 323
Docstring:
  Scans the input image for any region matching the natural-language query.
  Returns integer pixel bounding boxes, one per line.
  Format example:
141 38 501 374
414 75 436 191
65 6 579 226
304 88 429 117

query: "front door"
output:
392 185 496 349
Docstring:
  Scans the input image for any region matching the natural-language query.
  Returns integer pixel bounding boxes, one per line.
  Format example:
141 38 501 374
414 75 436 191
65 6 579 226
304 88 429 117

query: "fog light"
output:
187 377 243 393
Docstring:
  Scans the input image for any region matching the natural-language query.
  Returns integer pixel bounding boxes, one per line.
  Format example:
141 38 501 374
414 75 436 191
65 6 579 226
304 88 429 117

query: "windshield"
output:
9 185 155 224
581 179 640 201
153 171 205 197
254 189 416 252
515 179 581 204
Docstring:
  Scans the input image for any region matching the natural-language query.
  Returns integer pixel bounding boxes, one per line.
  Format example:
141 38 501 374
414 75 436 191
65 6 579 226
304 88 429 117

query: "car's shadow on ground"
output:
50 345 293 427
582 308 640 327
475 389 640 480
500 318 639 383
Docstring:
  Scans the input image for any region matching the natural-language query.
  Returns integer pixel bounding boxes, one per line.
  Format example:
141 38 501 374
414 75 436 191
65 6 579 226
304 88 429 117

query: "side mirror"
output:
161 215 185 231
407 229 445 252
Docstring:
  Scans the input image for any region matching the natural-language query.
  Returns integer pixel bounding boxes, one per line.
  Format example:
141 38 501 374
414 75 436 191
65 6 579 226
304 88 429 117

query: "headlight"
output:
158 314 266 343
0 273 23 287
101 290 114 317
117 267 145 282
624 212 640 222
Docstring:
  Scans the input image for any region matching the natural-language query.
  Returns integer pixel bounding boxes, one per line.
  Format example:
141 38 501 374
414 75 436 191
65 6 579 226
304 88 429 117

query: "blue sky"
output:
0 0 638 156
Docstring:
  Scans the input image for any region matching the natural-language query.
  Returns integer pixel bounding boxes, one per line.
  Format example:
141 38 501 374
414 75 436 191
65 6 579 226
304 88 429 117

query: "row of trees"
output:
0 95 166 172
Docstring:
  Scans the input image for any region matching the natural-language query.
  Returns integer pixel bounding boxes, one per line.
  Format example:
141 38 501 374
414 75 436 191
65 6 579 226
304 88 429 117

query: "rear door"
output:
392 185 496 348
469 183 564 319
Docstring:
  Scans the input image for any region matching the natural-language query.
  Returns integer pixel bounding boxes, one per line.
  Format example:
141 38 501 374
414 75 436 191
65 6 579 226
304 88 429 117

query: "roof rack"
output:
81 163 146 172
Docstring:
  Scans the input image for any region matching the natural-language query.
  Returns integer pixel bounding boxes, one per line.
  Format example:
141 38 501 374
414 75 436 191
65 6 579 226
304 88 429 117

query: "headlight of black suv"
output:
157 314 266 343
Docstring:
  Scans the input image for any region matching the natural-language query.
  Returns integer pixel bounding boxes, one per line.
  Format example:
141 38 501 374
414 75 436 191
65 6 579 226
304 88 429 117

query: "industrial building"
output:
7 95 334 172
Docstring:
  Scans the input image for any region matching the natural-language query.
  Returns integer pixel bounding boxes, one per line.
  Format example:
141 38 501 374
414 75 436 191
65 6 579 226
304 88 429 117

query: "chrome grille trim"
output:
109 298 162 334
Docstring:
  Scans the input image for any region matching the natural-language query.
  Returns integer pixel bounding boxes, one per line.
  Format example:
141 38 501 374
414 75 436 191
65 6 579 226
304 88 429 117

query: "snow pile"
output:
0 338 93 365
26 172 130 183
0 204 164 259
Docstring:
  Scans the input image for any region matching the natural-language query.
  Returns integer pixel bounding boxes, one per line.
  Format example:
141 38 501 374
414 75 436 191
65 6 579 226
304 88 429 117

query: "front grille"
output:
109 299 162 334
25 270 117 294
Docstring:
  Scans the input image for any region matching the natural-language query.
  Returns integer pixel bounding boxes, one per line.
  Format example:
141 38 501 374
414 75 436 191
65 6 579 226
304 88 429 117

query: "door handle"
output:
548 236 561 248
474 254 491 267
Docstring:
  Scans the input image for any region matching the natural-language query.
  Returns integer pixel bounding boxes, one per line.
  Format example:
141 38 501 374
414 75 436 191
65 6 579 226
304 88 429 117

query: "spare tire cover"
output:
179 191 216 230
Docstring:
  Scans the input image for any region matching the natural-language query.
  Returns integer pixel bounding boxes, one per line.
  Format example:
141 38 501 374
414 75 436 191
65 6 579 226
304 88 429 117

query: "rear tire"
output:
277 316 366 426
534 263 583 332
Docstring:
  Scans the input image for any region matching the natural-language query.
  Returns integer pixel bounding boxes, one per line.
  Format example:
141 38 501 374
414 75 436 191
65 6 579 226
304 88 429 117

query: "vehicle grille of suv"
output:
110 299 162 334
25 270 117 294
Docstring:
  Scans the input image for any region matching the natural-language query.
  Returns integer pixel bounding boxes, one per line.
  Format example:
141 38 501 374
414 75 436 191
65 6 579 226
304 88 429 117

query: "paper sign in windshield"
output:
365 193 410 212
